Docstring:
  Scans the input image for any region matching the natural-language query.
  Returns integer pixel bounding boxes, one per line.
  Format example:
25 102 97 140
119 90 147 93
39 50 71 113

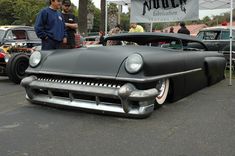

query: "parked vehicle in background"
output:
0 25 41 83
83 36 99 46
0 25 41 48
197 26 235 66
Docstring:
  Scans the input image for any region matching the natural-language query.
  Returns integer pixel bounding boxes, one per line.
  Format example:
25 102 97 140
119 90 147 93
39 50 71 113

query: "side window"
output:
6 30 14 40
184 41 206 51
221 31 230 40
27 30 39 40
0 30 5 40
12 30 27 40
160 40 182 50
197 32 204 40
202 31 220 40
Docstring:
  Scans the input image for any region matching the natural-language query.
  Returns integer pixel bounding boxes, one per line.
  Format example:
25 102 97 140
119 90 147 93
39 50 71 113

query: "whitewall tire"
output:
154 79 170 109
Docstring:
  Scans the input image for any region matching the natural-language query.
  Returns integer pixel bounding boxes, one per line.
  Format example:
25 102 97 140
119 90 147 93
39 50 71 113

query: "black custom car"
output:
21 33 226 118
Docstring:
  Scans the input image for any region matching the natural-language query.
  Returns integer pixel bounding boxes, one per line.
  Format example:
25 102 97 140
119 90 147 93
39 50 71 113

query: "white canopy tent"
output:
105 0 234 85
199 0 235 10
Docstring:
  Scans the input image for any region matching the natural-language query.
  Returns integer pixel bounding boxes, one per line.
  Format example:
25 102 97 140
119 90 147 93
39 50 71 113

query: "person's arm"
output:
34 9 48 39
62 15 68 44
65 14 78 30
65 23 78 29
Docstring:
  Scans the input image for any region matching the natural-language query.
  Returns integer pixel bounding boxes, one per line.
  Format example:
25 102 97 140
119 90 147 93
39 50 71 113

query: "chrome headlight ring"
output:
125 53 143 74
29 51 41 67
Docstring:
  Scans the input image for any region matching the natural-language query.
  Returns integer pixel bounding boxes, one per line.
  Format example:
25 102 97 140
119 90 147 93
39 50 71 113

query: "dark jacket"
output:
35 7 67 41
177 27 190 35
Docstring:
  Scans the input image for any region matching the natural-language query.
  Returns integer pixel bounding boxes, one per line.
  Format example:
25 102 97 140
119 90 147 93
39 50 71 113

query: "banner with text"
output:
130 0 199 23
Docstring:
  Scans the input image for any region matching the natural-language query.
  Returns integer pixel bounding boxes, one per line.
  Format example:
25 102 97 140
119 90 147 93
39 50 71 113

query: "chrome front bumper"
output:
21 76 159 118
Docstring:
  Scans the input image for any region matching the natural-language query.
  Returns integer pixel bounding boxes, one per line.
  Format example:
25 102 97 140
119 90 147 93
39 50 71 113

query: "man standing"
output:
178 22 190 46
34 0 67 50
177 22 190 35
129 23 145 33
62 0 78 48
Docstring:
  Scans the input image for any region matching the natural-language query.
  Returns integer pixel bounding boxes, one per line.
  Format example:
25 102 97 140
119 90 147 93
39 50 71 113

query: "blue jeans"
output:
42 37 62 50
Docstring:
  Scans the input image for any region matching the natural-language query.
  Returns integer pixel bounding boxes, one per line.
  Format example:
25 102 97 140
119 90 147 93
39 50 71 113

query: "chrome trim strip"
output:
26 68 202 83
116 68 202 82
26 70 116 80
203 40 234 42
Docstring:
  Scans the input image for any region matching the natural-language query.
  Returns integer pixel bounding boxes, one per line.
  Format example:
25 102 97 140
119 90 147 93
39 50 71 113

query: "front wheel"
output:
154 79 170 109
6 53 29 84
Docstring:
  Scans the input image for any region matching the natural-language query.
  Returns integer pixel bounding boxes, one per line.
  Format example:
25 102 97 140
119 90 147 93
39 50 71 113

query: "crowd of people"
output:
35 0 77 50
34 0 191 50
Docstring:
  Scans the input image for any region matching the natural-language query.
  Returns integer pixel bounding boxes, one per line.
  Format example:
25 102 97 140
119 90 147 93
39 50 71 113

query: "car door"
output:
184 43 208 94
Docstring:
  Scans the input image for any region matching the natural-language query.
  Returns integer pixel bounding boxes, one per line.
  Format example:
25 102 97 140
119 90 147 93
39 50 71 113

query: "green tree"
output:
92 8 101 32
120 12 130 31
13 0 46 26
202 16 211 25
0 0 16 25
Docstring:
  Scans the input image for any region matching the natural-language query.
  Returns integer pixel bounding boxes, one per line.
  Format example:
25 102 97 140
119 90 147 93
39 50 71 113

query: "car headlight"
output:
29 51 41 67
4 53 10 63
125 53 143 74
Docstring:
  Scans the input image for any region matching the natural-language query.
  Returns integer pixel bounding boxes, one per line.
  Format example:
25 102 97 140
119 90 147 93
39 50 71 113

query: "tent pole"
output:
229 0 233 86
105 0 108 35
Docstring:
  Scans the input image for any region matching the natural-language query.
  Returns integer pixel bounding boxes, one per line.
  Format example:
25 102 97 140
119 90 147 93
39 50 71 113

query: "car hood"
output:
34 46 151 77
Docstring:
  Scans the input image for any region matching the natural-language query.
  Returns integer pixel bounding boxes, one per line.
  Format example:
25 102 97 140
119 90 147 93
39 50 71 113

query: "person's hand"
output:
63 37 67 44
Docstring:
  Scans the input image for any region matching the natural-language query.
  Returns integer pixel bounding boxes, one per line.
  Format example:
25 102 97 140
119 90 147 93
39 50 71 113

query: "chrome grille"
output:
36 76 122 89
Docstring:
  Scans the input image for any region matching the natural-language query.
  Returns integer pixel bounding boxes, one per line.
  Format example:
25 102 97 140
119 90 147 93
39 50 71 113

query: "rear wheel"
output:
154 79 170 109
6 53 29 84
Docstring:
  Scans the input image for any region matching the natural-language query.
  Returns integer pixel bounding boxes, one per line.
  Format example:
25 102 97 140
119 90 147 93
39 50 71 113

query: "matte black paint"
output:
23 33 226 117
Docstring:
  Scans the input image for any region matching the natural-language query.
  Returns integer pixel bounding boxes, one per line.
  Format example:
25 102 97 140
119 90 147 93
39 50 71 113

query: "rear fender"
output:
204 57 226 85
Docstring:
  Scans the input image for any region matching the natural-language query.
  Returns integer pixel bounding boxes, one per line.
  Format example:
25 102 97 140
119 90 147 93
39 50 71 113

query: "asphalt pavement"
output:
0 76 235 156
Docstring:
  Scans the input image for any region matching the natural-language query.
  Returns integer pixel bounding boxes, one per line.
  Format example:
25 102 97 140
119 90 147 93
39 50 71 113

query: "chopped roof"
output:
200 26 235 31
0 25 34 31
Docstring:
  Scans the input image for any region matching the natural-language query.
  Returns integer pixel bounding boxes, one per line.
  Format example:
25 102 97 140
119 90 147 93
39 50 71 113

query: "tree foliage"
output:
0 0 17 25
0 0 234 33
13 0 46 25
0 0 46 25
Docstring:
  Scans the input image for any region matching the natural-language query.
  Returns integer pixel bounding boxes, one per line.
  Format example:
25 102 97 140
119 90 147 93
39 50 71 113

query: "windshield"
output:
0 30 5 40
105 38 184 50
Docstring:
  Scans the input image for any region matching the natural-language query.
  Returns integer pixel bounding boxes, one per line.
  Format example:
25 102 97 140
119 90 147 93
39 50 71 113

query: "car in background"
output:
21 33 225 118
83 35 99 46
0 25 41 48
0 25 41 83
197 26 235 66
